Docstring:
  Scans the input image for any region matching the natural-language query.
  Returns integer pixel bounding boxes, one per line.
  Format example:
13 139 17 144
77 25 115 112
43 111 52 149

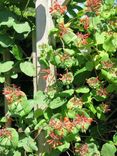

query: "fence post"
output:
35 0 55 155
3 51 11 114
35 0 69 155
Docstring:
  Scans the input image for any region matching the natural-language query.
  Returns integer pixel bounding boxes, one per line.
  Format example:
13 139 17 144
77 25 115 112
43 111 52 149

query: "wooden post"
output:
35 0 55 91
35 0 69 155
35 0 55 155
3 51 11 114
35 0 69 92
32 30 37 96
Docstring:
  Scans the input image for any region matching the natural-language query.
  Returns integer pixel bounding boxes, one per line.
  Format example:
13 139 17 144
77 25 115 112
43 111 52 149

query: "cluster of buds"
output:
3 85 25 104
63 117 74 132
0 128 12 138
49 117 73 133
48 117 73 148
96 87 108 97
49 1 67 15
67 97 84 109
47 132 63 148
109 20 117 27
59 53 70 62
86 0 102 13
48 115 93 148
58 22 69 37
49 118 63 130
100 103 111 113
86 77 100 88
77 33 90 45
102 60 114 69
73 114 93 131
59 72 73 85
80 16 90 30
75 144 89 156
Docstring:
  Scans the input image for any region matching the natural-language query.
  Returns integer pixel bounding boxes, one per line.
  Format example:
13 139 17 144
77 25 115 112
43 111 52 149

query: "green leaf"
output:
11 45 23 60
0 34 13 47
99 51 109 62
13 151 21 156
0 61 14 73
0 10 16 27
49 97 67 109
113 133 117 145
101 143 116 156
105 0 114 6
0 75 5 83
90 17 101 30
57 142 70 152
64 48 75 55
107 84 117 93
67 110 76 118
53 55 61 65
24 127 30 136
20 61 36 77
95 32 105 45
74 68 90 86
34 119 46 130
74 67 87 77
34 109 43 118
13 22 31 34
85 61 94 71
34 90 48 110
58 89 74 97
103 37 116 52
18 137 38 153
10 72 18 79
76 86 90 93
65 133 75 142
62 30 78 45
8 128 19 148
88 143 100 156
101 69 117 84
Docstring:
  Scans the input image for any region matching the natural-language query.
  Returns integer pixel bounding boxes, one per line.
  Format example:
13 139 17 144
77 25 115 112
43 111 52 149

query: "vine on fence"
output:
0 0 117 156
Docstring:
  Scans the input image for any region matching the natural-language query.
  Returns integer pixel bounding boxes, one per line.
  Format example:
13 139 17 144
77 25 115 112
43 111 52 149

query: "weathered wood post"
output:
3 51 11 114
35 0 55 155
35 0 70 155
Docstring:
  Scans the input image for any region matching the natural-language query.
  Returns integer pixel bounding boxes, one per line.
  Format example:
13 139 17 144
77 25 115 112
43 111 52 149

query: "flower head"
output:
0 128 12 138
86 77 100 88
67 97 83 110
63 117 73 132
75 144 89 156
59 72 73 85
49 118 63 130
100 103 111 113
102 60 114 69
73 114 93 130
59 22 69 37
86 0 102 13
47 132 63 148
96 87 108 97
49 1 67 15
3 85 25 104
80 16 90 30
77 33 90 45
